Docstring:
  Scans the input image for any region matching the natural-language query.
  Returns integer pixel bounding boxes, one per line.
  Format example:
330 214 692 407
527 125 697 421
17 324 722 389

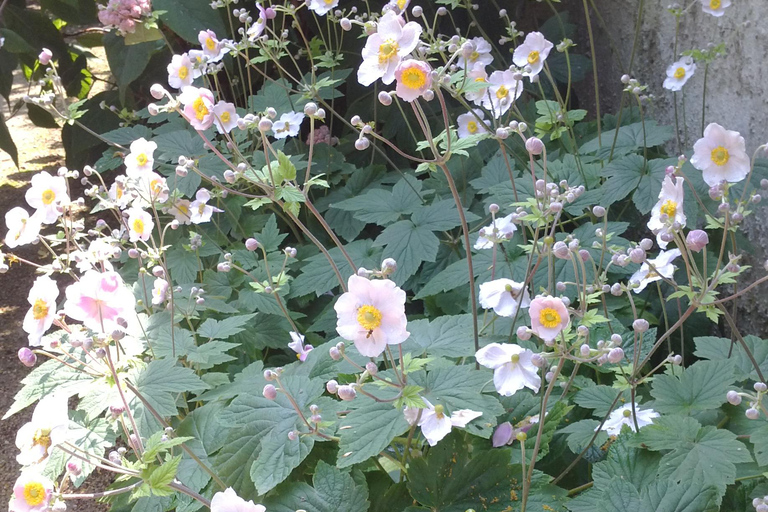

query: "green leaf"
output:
0 110 19 167
331 176 423 226
142 432 195 462
103 32 162 104
632 159 676 214
559 419 608 454
147 455 182 495
639 480 720 512
598 478 642 512
373 220 439 284
197 314 256 340
649 360 735 415
336 399 410 468
44 416 116 487
152 0 227 44
599 155 645 205
0 28 37 54
573 385 626 417
694 335 768 382
292 239 382 297
251 429 314 495
407 432 513 511
749 423 768 467
166 246 199 284
176 401 225 492
591 435 661 491
579 121 673 159
401 315 475 358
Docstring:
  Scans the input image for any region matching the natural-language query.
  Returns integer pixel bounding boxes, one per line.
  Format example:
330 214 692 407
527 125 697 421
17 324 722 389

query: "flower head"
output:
308 0 338 16
189 188 223 224
475 213 516 249
288 331 314 362
357 11 422 86
513 32 554 79
16 393 69 466
126 207 154 242
629 248 681 293
700 0 731 16
663 57 696 92
23 276 59 346
10 472 54 512
457 109 489 139
481 70 523 118
246 4 268 41
405 399 482 446
124 138 157 178
458 37 493 70
25 172 69 224
479 278 531 318
167 199 192 225
528 296 570 342
151 278 169 305
334 274 409 357
647 176 686 249
464 64 489 104
210 487 266 512
272 111 305 139
599 403 659 436
180 86 216 131
213 101 239 134
476 343 541 396
198 30 222 60
64 270 136 333
394 59 432 102
691 123 750 187
167 54 194 90
384 0 410 13
135 172 169 206
5 207 42 248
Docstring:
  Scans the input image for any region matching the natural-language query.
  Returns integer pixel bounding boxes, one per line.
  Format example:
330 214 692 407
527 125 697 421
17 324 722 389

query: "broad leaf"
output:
649 360 735 415
336 399 410 468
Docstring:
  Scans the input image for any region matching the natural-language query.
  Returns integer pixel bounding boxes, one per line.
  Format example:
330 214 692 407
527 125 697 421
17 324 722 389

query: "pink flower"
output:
151 278 169 305
334 275 409 357
198 30 221 60
23 275 59 346
64 270 136 333
213 101 239 134
25 171 69 224
528 296 570 342
5 207 42 248
167 54 194 90
189 188 223 224
394 59 432 102
38 48 52 65
179 86 215 131
357 10 422 86
10 472 53 512
288 331 313 361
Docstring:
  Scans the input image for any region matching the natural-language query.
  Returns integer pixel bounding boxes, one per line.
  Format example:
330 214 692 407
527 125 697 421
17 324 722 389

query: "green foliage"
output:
649 360 735 415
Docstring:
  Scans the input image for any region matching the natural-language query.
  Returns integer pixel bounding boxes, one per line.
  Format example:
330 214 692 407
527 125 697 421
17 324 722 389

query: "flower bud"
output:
245 238 260 251
633 318 649 333
258 118 273 131
18 347 37 367
150 83 166 100
516 326 531 341
310 414 322 424
579 249 590 262
629 248 645 264
525 137 545 155
303 102 318 116
684 230 708 253
264 369 276 381
326 379 338 394
285 247 298 258
580 344 591 357
39 48 53 65
263 384 277 400
329 346 342 360
531 353 546 368
552 241 570 259
108 451 122 465
726 390 742 405
355 138 370 150
66 461 82 476
607 347 624 364
746 408 760 420
755 382 767 392
492 422 513 447
365 362 378 374
495 127 509 139
337 385 357 401
378 91 393 106
287 430 298 441
175 165 188 177
340 17 352 30
381 258 397 274
217 262 231 273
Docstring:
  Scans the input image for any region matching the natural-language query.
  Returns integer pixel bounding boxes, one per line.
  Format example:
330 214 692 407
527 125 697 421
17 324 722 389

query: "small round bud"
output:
685 230 709 253
245 238 260 251
18 347 37 367
545 371 554 382
217 262 231 273
552 241 570 259
754 382 767 393
592 205 606 217
607 348 624 364
175 165 188 177
340 17 352 30
355 138 370 150
381 258 397 273
726 390 742 405
731 212 744 223
365 362 378 374
66 461 81 476
556 281 566 292
285 247 298 258
639 238 653 251
287 430 298 441
610 333 623 346
495 127 509 139
378 91 392 106
258 118 273 132
518 122 528 133
525 137 545 155
579 249 590 262
632 319 650 333
629 248 646 264
337 385 357 401
303 102 318 116
326 379 338 394
310 414 322 424
489 203 500 214
580 344 591 357
746 408 760 420
263 384 277 400
329 347 342 360
264 369 276 381
108 451 122 465
531 353 546 368
516 326 531 341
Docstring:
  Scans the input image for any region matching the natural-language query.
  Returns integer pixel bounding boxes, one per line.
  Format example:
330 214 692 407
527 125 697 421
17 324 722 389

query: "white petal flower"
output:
512 32 554 79
213 101 239 134
478 279 531 317
288 331 313 362
189 188 223 224
334 274 409 357
25 171 69 224
126 207 154 242
415 399 482 446
474 213 516 249
10 472 54 512
598 403 659 436
481 70 523 119
272 111 305 140
211 487 266 512
647 176 686 249
124 138 157 179
4 207 42 248
476 343 541 396
108 178 131 209
700 0 731 17
357 11 422 86
629 248 681 293
135 172 169 207
151 278 169 305
246 4 268 41
394 59 432 102
308 0 339 16
16 393 69 466
464 64 489 104
179 86 216 131
23 275 59 346
663 57 696 92
167 199 192 225
167 53 194 90
198 30 222 60
457 37 493 70
690 123 750 187
457 109 489 139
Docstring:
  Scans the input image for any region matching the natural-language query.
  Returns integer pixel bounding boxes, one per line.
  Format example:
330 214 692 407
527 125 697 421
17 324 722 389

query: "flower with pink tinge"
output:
97 0 152 35
700 0 731 17
357 10 422 86
474 213 516 249
5 207 42 249
464 64 489 104
213 101 239 134
334 274 409 357
136 172 169 205
25 171 69 224
124 138 157 178
476 343 541 396
38 48 52 65
10 472 54 512
394 59 432 102
189 188 223 224
690 123 750 187
23 275 59 346
108 179 131 209
246 4 268 41
478 278 531 318
528 296 570 342
64 270 136 333
308 0 338 16
404 398 482 446
126 207 154 242
647 175 686 249
198 30 222 60
210 487 265 512
151 278 169 305
481 70 523 118
271 111 305 140
457 37 493 70
167 54 194 90
457 109 489 139
179 86 215 131
384 0 410 14
629 248 681 293
167 199 192 225
513 32 553 79
306 125 335 146
288 331 313 361
16 393 69 466
598 403 659 436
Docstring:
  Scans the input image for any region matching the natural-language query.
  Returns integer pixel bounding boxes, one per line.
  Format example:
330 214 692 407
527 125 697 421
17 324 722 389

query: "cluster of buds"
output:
358 258 398 279
575 333 625 365
326 379 357 401
609 238 653 268
727 382 767 420
753 496 768 512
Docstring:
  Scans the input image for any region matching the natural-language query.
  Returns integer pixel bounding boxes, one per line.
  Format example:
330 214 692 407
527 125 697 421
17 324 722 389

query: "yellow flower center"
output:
357 304 382 332
133 218 144 234
622 409 632 418
659 199 677 218
496 85 509 99
378 39 399 64
539 307 561 328
401 67 427 90
150 179 163 195
673 67 686 79
527 51 540 65
205 37 216 51
41 189 56 205
433 404 445 419
198 203 207 214
220 111 231 123
32 299 49 320
710 0 721 8
33 428 52 450
467 121 478 134
510 353 520 364
324 0 335 4
178 65 188 80
397 0 407 8
116 186 123 200
23 482 46 506
178 204 189 215
469 51 480 62
193 97 209 121
474 76 486 83
136 153 148 167
711 145 729 166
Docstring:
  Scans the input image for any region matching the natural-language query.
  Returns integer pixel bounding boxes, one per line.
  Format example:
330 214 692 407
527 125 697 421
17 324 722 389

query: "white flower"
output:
210 487 266 512
180 86 216 131
599 403 659 436
213 101 239 134
167 199 192 225
25 171 69 224
151 278 169 305
4 207 42 248
457 109 489 139
464 64 489 104
629 248 681 293
647 176 686 249
272 111 305 139
700 0 730 16
457 37 493 70
108 178 131 209
23 275 59 347
334 274 409 357
189 188 223 224
690 123 750 187
16 393 69 466
481 70 523 118
288 331 313 362
357 10 422 86
124 138 157 179
167 53 194 90
476 343 541 396
126 207 154 242
135 172 169 206
405 399 482 447
308 0 338 16
246 4 268 41
479 279 531 317
74 239 116 273
187 50 209 79
198 30 222 60
663 58 696 92
513 32 554 79
474 213 516 249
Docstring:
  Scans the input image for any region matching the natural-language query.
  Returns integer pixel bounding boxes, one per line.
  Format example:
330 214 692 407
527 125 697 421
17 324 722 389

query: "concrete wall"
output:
577 0 768 334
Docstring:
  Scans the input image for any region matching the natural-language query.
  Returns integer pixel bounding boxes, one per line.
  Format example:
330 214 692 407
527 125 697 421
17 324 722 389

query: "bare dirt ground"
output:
0 46 111 510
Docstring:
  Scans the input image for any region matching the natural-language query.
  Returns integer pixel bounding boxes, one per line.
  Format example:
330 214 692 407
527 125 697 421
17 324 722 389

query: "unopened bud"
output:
607 348 624 364
754 382 767 392
355 138 370 150
329 347 341 360
516 326 532 341
685 230 709 252
580 344 591 357
639 238 653 251
525 137 545 155
337 385 357 401
150 84 166 100
18 347 37 367
263 384 277 400
746 408 760 420
378 91 393 106
726 390 742 405
326 379 338 394
632 318 649 333
552 241 570 259
365 362 378 374
629 248 645 264
245 238 260 251
66 461 81 476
